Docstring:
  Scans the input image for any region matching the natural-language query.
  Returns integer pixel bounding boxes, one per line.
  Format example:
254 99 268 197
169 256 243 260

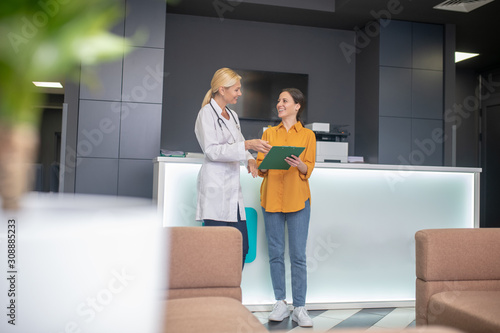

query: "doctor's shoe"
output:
292 306 313 327
268 300 289 321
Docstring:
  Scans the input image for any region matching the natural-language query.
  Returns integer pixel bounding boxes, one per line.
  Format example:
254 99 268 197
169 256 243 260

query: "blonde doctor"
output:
194 68 271 268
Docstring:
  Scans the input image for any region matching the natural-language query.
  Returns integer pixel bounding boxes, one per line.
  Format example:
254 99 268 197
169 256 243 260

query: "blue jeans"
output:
203 208 249 269
262 200 310 307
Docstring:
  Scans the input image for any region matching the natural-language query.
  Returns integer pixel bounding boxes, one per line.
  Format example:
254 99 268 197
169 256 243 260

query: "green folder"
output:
258 146 305 170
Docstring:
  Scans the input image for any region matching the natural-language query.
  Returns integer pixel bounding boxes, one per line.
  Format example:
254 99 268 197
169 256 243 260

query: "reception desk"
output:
153 156 481 309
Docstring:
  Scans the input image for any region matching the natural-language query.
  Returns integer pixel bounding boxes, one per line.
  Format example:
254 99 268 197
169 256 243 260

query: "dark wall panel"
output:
378 117 411 165
379 67 412 117
411 119 444 166
125 0 166 48
412 69 444 119
77 100 121 158
118 159 155 198
379 20 412 68
75 158 119 195
80 59 123 101
119 103 162 159
122 47 164 104
412 22 443 71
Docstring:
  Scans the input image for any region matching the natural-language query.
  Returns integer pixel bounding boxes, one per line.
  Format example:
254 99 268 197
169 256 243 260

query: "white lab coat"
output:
194 99 254 222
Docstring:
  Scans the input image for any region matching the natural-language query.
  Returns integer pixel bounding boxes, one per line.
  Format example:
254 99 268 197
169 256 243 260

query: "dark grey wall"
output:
62 0 166 198
161 14 356 154
354 22 380 164
355 20 446 166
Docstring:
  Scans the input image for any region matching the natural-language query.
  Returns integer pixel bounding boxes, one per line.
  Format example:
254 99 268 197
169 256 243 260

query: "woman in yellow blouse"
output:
256 88 316 327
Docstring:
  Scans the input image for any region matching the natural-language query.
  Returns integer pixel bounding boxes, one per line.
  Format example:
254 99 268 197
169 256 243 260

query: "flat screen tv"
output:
231 69 309 121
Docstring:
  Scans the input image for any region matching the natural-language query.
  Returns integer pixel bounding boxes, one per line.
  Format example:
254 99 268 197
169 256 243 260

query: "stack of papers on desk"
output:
160 149 185 157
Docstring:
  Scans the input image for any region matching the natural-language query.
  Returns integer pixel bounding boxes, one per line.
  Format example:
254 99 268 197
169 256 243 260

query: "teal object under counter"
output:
245 207 257 263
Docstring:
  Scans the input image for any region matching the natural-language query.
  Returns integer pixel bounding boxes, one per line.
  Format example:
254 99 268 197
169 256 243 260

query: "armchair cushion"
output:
166 226 242 301
428 291 500 333
164 297 267 333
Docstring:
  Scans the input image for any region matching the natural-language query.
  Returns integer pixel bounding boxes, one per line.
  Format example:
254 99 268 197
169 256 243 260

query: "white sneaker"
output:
292 306 313 327
268 300 290 321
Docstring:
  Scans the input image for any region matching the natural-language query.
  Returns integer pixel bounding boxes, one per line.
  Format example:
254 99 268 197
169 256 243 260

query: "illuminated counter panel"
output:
153 157 480 309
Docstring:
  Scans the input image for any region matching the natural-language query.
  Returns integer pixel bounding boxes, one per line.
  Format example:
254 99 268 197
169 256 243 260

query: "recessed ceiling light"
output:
434 0 494 13
455 52 479 63
32 81 63 88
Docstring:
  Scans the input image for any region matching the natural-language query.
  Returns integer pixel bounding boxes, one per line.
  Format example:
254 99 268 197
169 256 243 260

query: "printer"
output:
305 123 349 163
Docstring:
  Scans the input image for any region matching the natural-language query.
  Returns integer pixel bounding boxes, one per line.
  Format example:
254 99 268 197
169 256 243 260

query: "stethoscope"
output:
209 101 240 143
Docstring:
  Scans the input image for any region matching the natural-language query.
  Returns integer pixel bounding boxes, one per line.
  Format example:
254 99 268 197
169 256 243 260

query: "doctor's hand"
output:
245 139 272 154
247 159 258 178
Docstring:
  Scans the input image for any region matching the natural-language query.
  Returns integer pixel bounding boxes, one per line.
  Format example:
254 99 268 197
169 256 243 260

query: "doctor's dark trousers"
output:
203 206 249 269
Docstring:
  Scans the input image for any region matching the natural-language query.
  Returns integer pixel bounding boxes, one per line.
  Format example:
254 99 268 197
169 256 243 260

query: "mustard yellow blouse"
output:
257 122 316 213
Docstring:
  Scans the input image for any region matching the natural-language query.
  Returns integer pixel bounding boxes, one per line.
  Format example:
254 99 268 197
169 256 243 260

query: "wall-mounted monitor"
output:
232 69 309 122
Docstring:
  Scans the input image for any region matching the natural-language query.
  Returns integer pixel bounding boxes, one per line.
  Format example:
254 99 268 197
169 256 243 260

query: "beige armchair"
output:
415 228 500 332
163 226 267 333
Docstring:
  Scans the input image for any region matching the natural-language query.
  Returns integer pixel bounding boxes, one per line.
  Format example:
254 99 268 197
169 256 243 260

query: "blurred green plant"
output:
0 0 132 210
0 0 130 126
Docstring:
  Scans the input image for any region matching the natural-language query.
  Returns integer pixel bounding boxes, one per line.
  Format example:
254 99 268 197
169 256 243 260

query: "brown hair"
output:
281 88 305 124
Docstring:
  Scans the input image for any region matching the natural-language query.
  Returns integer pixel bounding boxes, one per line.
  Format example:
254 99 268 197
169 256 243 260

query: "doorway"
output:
36 93 64 192
480 72 500 227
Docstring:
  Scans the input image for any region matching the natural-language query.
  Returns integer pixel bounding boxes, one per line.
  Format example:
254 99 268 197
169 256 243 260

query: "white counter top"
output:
155 156 481 173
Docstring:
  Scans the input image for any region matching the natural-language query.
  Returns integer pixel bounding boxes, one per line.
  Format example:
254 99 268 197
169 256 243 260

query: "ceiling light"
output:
455 52 479 63
32 81 63 88
434 0 495 13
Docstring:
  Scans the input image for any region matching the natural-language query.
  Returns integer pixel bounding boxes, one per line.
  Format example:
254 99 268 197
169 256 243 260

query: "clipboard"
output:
258 146 305 170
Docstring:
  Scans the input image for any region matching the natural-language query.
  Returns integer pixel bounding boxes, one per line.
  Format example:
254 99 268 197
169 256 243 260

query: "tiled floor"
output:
252 307 416 331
